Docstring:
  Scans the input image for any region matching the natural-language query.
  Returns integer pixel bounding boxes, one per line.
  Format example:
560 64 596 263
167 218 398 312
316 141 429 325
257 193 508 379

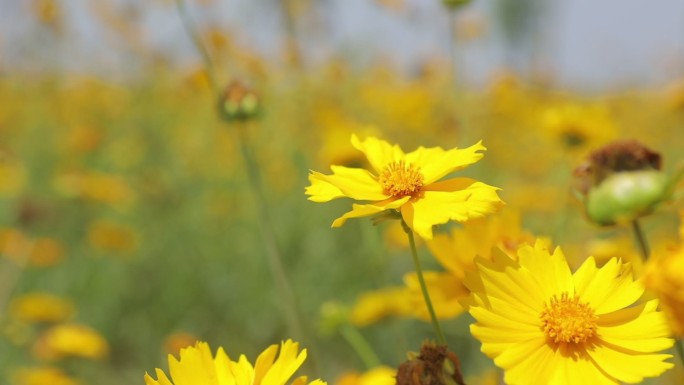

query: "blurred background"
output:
1 1 684 384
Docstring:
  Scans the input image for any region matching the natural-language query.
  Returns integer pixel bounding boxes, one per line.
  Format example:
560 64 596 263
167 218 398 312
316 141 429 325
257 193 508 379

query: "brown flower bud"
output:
572 140 674 226
396 341 465 385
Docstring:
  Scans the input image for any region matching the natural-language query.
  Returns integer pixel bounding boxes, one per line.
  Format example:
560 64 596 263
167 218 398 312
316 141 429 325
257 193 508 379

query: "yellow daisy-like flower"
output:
305 135 503 239
466 241 674 385
643 245 684 337
144 339 326 385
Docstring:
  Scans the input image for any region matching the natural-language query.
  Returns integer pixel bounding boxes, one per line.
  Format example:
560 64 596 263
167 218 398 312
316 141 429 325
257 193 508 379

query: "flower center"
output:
539 292 598 344
379 160 424 197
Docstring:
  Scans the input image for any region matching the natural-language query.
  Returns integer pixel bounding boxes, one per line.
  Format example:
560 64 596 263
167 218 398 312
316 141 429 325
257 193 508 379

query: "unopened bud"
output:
574 140 677 226
396 341 465 385
585 170 669 226
218 81 261 122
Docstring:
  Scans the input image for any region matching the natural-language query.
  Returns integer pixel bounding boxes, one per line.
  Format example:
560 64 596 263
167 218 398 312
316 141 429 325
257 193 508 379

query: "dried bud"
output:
218 81 261 122
396 341 465 385
573 140 675 226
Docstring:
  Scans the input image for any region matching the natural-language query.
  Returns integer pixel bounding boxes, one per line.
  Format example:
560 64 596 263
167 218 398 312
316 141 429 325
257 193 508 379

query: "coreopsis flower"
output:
305 135 503 239
12 366 80 385
348 210 532 325
336 366 396 385
33 323 109 361
10 292 74 324
643 244 684 337
144 339 326 385
466 241 674 385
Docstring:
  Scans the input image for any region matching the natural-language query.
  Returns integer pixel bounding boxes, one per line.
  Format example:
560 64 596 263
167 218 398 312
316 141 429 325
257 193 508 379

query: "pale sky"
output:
1 0 684 90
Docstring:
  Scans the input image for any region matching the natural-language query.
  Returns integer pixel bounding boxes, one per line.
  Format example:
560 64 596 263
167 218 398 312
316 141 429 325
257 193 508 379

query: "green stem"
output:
676 339 684 367
340 324 381 370
172 0 314 369
402 220 447 345
631 219 650 261
173 0 218 96
234 124 307 345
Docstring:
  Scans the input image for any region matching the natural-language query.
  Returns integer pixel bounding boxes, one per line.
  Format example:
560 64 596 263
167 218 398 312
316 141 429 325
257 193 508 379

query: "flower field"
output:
2 1 684 384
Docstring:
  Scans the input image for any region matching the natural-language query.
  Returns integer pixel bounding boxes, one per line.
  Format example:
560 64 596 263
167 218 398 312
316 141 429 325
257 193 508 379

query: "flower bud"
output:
396 341 465 385
218 81 261 122
585 170 668 226
574 140 675 226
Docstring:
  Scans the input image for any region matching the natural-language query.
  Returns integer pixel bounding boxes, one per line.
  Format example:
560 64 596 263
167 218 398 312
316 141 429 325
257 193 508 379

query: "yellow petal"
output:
351 134 404 174
306 167 387 202
331 197 409 228
404 141 486 184
401 180 502 239
598 300 674 353
574 258 643 315
517 244 574 296
145 369 175 385
253 344 279 385
403 271 466 320
586 341 674 383
261 340 307 385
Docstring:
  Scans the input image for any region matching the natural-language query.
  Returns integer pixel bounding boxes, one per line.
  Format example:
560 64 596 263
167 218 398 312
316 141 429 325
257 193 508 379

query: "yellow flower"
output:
33 323 109 361
643 245 684 337
305 135 503 239
10 292 75 324
12 366 80 385
466 241 674 385
350 210 532 324
349 287 413 327
87 220 138 254
335 366 396 385
144 340 326 385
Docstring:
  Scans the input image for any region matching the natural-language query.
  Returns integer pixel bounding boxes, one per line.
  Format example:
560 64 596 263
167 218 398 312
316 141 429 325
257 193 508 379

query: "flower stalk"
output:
402 219 447 345
631 219 650 261
171 0 313 368
339 324 381 370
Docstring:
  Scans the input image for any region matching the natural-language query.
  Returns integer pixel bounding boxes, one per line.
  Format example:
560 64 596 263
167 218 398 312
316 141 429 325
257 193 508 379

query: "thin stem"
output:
234 124 306 344
676 339 684 367
631 219 650 261
173 0 219 96
403 220 447 345
340 324 381 370
172 0 314 369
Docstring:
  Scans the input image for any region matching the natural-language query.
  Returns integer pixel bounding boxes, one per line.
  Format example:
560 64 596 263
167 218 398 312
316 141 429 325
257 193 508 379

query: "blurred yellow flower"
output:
351 210 532 324
87 220 138 253
466 241 674 385
306 135 503 239
12 366 80 385
349 287 413 327
145 340 326 385
33 323 109 361
29 237 65 267
10 292 75 324
0 160 26 197
335 366 395 385
539 102 617 153
53 171 135 208
643 245 684 337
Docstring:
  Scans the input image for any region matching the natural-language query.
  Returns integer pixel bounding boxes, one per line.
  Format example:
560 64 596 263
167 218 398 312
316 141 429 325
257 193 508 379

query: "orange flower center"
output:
379 160 424 197
539 292 597 344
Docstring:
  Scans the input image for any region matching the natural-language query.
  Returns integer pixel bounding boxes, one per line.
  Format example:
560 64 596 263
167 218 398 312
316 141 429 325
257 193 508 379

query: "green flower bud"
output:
218 81 262 122
585 170 669 226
